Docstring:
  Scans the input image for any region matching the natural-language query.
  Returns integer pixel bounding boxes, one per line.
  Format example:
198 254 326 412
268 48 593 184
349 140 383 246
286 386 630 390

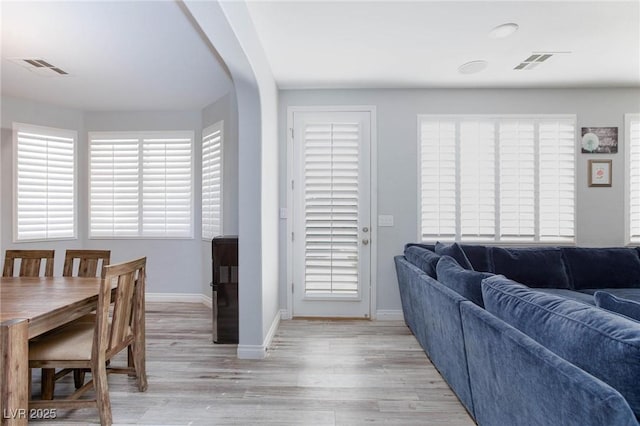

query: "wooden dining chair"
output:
63 249 111 279
2 249 55 277
40 249 112 399
29 257 148 426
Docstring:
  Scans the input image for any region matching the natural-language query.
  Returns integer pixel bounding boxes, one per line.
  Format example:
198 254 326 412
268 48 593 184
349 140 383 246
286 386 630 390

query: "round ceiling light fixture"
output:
489 22 519 39
458 60 488 75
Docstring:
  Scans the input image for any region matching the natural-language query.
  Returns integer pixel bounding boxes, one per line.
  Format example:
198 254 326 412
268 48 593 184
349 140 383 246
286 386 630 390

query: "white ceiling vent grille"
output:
514 53 554 70
9 57 69 76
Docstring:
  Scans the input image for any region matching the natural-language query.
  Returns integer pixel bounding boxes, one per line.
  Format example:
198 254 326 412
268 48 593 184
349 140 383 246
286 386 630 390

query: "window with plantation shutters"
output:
14 123 76 241
202 121 223 240
303 122 360 295
89 131 193 239
419 115 576 243
627 113 640 244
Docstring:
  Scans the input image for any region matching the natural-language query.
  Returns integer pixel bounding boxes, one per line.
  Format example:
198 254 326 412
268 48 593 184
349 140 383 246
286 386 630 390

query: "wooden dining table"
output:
0 276 139 426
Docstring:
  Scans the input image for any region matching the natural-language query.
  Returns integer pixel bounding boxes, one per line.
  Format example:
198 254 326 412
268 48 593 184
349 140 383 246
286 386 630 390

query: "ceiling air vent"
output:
514 53 554 70
9 57 69 76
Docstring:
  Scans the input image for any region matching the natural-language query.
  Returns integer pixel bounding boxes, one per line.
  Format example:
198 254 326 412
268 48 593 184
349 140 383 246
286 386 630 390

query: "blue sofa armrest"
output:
460 301 639 426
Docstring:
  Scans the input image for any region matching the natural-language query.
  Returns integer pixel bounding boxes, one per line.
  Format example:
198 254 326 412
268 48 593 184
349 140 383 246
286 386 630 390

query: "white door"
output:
291 110 371 318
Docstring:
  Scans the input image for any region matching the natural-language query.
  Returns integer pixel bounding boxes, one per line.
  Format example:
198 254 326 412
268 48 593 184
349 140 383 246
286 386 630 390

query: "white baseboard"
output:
280 308 403 321
201 294 213 308
146 292 210 305
236 344 267 359
375 309 404 321
237 309 282 360
280 309 291 320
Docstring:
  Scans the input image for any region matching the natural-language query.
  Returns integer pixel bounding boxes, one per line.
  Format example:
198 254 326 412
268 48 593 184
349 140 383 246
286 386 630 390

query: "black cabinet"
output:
211 236 238 343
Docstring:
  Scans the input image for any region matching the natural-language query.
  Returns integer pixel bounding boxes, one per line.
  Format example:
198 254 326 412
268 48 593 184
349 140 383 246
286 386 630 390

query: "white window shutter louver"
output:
420 120 456 241
499 120 535 240
460 121 496 240
90 137 140 237
15 123 76 241
629 115 640 243
142 137 193 238
202 122 223 240
538 119 575 242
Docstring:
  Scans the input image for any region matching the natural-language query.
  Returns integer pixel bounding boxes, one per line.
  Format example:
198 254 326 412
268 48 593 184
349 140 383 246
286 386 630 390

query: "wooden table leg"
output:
1 319 29 426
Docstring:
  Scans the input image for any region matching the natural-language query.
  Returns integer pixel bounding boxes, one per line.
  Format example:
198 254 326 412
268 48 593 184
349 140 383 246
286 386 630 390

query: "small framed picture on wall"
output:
588 159 612 187
581 127 618 153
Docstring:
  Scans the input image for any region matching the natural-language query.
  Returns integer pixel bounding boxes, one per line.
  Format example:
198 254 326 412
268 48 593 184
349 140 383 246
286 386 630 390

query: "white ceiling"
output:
1 1 638 113
1 1 232 111
246 0 640 89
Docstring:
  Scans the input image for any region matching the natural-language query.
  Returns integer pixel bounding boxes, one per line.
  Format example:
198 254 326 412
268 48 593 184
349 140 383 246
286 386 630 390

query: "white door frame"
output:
286 105 378 319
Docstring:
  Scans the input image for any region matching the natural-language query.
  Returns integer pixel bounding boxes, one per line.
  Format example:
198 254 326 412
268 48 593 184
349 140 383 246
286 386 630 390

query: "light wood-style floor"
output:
31 302 474 425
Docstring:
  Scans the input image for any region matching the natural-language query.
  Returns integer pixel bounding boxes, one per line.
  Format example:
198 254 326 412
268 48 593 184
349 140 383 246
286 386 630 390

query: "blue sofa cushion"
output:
435 242 474 270
436 255 494 307
482 275 640 418
595 291 640 322
534 288 595 305
490 247 570 289
459 245 492 272
404 243 435 252
562 247 640 289
578 288 640 303
404 245 440 278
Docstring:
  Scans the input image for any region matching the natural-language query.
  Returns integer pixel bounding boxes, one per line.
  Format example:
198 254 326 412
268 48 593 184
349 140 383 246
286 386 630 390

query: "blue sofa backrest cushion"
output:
436 255 494 307
596 291 640 323
404 245 440 278
562 247 640 289
435 242 474 270
404 243 435 252
482 275 640 418
490 247 570 289
459 245 492 272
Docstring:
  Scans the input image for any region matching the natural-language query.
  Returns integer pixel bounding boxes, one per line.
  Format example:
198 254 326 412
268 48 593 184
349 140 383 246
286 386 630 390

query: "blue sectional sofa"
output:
395 243 640 426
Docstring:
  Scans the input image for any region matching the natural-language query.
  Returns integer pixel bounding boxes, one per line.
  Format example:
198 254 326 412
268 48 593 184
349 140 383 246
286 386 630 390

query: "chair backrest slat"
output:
97 257 146 357
63 250 111 279
2 250 55 277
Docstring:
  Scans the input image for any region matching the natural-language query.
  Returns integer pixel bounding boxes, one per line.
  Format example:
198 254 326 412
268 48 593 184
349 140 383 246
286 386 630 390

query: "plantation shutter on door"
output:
303 122 360 295
15 123 76 241
202 122 223 240
628 114 640 243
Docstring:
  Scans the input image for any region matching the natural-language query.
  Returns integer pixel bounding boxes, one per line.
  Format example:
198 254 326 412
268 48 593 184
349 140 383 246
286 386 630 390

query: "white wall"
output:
219 0 280 355
278 88 640 313
184 0 280 358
